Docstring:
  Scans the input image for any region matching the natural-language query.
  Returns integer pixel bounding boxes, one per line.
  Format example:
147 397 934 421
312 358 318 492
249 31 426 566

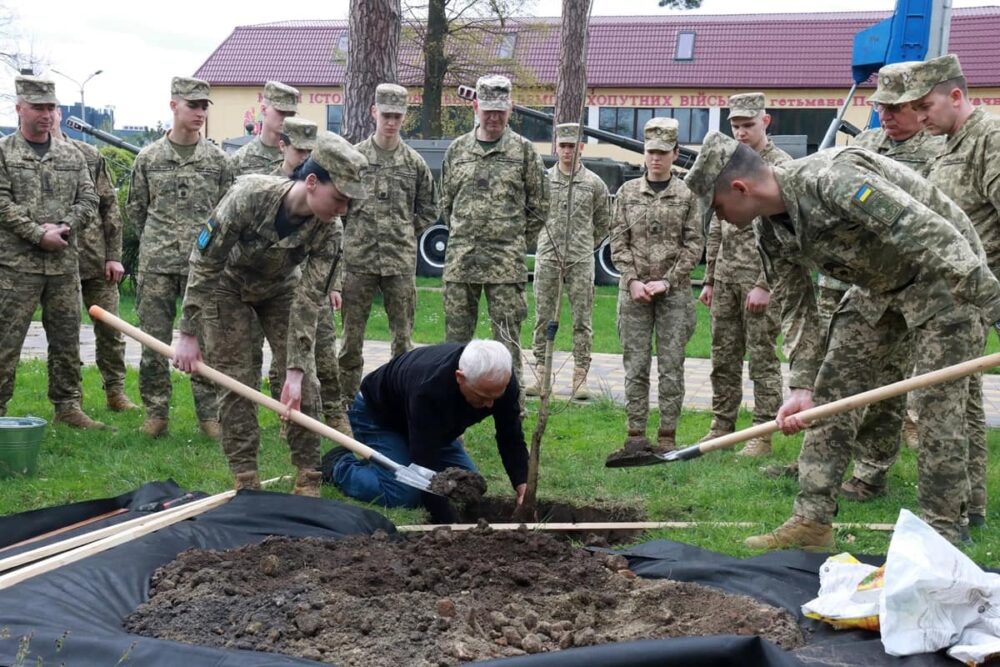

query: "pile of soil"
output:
125 525 804 665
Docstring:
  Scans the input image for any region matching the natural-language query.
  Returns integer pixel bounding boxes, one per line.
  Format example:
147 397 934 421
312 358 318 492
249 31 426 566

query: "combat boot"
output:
697 420 733 444
326 412 354 439
141 416 169 438
605 429 662 468
524 364 545 397
655 428 676 454
760 461 799 479
53 406 106 430
106 390 138 412
293 468 323 497
199 419 221 440
744 515 834 552
571 366 592 401
234 470 261 491
901 413 919 450
736 434 772 458
840 476 885 502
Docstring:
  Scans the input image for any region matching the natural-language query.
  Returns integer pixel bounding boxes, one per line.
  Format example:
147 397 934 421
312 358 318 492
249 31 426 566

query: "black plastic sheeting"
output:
0 483 962 666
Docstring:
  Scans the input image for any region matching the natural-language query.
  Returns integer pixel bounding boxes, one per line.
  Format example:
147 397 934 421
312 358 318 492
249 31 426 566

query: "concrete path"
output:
20 322 1000 426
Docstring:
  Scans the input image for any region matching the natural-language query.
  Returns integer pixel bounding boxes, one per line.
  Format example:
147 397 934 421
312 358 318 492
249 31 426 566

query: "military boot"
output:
234 471 261 491
697 420 734 444
840 476 885 502
53 406 106 430
744 515 834 552
571 366 592 401
199 419 222 440
736 434 772 458
655 428 676 454
326 412 354 439
106 390 138 412
524 364 545 397
901 413 919 450
605 430 662 468
141 416 169 438
293 469 323 497
760 461 799 479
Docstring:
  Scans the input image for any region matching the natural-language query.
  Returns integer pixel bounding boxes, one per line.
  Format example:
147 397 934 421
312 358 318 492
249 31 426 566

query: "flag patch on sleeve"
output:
197 218 218 250
851 182 903 224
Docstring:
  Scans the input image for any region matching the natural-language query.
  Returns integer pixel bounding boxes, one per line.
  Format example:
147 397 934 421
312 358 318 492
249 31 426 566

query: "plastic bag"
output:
802 553 882 631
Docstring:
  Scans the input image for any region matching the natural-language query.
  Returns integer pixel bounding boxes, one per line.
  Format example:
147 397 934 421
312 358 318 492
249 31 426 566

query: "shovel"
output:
88 306 440 495
657 350 1000 463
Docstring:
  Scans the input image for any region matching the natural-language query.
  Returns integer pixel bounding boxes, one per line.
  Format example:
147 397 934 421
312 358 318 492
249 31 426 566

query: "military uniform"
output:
0 77 99 422
230 81 300 177
180 131 368 492
687 132 1000 546
607 118 702 466
529 122 610 398
338 83 439 405
127 77 231 428
441 75 549 389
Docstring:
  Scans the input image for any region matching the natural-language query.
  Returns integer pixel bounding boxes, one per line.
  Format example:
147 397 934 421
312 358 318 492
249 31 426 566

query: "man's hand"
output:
776 388 815 435
329 290 342 310
745 286 771 314
280 368 305 420
645 280 669 297
628 280 651 303
172 333 202 373
38 224 70 251
698 284 714 307
514 483 527 507
104 260 126 284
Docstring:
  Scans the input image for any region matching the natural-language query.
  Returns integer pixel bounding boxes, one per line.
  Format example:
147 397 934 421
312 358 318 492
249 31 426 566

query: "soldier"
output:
127 76 231 438
52 108 137 412
908 53 1000 529
686 131 1000 549
338 83 438 410
273 117 317 178
440 74 549 392
174 131 367 495
605 117 702 468
698 93 789 457
230 81 300 176
0 76 102 428
525 122 610 400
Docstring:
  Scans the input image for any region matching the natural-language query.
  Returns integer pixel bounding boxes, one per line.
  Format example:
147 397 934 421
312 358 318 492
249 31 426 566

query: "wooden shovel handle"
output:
697 350 1000 455
88 306 377 461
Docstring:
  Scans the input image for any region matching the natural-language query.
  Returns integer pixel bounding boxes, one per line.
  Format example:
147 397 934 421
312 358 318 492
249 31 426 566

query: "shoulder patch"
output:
197 217 218 251
851 182 903 225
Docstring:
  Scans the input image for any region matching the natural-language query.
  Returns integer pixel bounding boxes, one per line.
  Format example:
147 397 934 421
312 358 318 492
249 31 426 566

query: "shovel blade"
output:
395 465 442 495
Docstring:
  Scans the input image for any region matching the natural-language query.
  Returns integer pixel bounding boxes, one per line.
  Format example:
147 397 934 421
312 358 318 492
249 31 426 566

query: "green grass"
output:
3 360 1000 564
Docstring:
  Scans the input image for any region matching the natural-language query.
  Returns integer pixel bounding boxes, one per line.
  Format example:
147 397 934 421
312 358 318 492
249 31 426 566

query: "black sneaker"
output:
320 446 353 483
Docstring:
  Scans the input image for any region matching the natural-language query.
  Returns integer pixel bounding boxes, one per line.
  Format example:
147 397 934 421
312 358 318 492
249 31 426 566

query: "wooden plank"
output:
396 521 896 532
0 508 129 554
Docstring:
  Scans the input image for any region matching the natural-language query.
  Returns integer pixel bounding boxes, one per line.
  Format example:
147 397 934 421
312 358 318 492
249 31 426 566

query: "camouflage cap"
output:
684 131 741 211
264 81 299 112
15 76 58 104
476 74 512 111
375 83 408 114
311 131 369 200
896 54 965 103
644 117 679 151
728 92 766 119
867 62 914 105
282 117 317 150
555 123 582 144
171 76 212 102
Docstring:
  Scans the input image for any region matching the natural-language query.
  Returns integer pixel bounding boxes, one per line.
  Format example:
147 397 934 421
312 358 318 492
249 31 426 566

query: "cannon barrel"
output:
64 116 141 155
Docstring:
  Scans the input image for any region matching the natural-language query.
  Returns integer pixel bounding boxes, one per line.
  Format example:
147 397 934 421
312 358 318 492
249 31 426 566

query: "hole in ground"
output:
458 497 646 546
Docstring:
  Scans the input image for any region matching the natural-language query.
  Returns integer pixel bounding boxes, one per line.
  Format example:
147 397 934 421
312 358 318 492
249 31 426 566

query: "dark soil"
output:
430 468 488 506
125 526 804 665
460 497 646 546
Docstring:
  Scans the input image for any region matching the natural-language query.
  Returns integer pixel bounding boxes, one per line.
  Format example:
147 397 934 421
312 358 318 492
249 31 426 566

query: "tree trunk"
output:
420 0 448 139
552 0 590 151
343 0 401 143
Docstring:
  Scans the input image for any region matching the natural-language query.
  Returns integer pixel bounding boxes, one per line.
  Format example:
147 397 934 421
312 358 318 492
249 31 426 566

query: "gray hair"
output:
458 340 512 384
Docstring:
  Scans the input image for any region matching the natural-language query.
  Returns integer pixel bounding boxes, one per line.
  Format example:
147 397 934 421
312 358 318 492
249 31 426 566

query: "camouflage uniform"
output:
229 81 300 177
71 138 129 396
687 134 1000 545
531 142 610 382
338 117 438 404
703 139 789 433
127 97 231 423
441 86 549 386
0 90 98 416
612 167 702 437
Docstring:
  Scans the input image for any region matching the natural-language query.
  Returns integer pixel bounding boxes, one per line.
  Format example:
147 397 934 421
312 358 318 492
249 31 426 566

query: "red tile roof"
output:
194 8 1000 90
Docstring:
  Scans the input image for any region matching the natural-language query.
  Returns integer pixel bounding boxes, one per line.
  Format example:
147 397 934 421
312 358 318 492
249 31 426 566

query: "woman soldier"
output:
173 131 368 495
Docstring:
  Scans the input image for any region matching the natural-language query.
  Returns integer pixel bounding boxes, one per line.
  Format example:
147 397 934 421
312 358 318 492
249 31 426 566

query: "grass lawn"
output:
3 361 1000 565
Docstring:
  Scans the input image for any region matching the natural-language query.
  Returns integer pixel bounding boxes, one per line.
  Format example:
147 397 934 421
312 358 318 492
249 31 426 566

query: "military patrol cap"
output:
684 131 741 211
375 83 408 114
476 74 512 111
555 123 582 144
644 117 679 151
15 76 58 104
282 117 317 150
311 131 369 199
264 81 299 112
867 63 913 105
171 76 212 102
895 54 965 103
728 92 766 119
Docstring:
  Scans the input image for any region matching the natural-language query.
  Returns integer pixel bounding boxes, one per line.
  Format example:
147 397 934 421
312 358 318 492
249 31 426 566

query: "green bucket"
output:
0 416 47 479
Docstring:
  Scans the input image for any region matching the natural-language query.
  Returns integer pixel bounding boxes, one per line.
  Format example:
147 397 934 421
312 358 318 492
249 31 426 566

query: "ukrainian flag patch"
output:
854 184 874 203
197 217 218 250
851 181 903 224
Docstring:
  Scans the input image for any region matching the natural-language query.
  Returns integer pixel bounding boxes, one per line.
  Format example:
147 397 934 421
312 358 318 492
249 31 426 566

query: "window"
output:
497 33 517 59
598 107 709 144
327 105 343 134
675 31 695 61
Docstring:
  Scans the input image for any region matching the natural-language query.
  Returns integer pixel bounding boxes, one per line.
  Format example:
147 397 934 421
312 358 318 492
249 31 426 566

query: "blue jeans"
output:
332 393 477 508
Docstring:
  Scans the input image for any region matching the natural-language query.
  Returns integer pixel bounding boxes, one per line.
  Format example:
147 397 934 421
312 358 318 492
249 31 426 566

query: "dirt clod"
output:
429 468 488 506
125 530 804 666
